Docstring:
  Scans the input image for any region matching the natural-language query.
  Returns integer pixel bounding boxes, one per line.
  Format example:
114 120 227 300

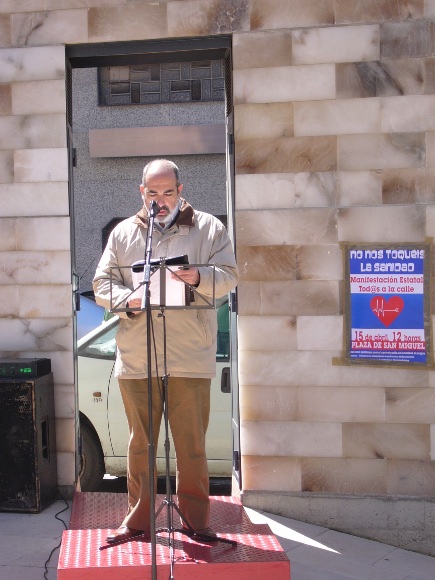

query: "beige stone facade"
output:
2 0 435 554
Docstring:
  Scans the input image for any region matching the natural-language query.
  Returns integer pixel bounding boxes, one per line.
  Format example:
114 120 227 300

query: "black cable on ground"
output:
43 490 70 580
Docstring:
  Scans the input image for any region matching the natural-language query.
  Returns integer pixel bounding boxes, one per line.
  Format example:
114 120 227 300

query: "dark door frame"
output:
66 35 231 68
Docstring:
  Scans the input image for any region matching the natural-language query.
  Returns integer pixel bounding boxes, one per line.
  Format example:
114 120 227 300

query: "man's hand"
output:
172 266 200 286
126 297 142 314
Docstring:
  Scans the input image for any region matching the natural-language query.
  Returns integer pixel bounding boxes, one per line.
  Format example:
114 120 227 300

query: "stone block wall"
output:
1 0 435 550
0 42 74 490
231 6 435 503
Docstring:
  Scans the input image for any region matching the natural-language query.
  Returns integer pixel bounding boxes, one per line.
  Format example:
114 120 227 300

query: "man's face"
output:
140 167 183 223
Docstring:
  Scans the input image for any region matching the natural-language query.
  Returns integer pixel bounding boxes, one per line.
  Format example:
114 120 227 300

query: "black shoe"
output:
106 526 143 543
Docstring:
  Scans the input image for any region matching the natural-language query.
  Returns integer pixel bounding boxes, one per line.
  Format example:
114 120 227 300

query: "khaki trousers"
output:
118 376 211 531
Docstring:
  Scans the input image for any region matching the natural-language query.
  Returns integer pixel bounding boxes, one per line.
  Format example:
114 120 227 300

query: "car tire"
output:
79 419 105 491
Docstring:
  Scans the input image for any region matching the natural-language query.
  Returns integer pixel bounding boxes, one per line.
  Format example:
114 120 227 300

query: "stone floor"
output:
1 492 435 579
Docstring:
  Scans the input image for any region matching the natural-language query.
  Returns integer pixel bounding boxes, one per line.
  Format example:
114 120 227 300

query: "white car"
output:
78 301 232 491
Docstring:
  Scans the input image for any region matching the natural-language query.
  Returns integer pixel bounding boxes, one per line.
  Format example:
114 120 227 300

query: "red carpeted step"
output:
58 492 290 579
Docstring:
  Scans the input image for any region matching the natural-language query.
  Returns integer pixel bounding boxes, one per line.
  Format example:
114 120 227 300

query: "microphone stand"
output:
141 200 159 580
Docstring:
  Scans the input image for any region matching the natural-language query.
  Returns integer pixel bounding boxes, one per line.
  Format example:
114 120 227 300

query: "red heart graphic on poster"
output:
370 296 404 327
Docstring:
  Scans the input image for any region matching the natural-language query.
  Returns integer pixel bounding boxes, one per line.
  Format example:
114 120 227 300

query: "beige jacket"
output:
93 200 239 379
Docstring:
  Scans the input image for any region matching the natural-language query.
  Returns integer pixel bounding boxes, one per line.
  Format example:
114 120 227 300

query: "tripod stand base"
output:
59 492 290 579
155 495 238 547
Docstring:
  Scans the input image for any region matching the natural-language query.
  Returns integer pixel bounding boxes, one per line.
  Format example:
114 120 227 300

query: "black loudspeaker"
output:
0 372 57 512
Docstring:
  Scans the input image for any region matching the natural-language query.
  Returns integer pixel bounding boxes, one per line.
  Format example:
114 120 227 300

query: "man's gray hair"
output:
142 159 181 187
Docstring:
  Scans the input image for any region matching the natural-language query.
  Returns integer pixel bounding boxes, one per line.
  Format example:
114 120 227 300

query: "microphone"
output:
150 200 159 216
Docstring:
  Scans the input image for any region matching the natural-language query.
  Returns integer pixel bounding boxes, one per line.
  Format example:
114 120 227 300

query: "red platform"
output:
58 492 290 579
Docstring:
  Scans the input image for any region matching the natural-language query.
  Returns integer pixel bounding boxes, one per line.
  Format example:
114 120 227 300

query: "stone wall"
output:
232 12 435 500
0 42 74 491
1 0 435 554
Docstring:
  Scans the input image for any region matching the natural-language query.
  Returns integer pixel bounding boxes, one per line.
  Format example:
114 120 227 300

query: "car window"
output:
76 293 106 339
79 323 117 360
216 301 229 361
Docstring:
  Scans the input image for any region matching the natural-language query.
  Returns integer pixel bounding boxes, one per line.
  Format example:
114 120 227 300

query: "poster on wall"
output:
344 243 432 367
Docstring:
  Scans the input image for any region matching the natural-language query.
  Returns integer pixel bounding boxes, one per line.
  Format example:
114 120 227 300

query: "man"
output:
93 159 239 543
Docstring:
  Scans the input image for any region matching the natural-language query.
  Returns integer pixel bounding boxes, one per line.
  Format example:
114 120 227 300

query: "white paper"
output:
131 265 186 306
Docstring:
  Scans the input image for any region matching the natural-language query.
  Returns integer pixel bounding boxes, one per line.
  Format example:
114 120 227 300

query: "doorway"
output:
65 36 241 491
